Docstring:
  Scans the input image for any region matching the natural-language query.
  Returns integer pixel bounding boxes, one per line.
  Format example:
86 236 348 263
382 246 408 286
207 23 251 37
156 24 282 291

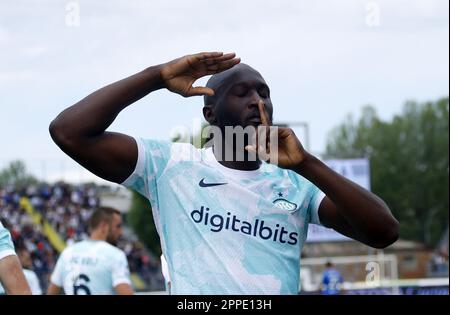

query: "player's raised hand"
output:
246 101 308 169
160 52 240 97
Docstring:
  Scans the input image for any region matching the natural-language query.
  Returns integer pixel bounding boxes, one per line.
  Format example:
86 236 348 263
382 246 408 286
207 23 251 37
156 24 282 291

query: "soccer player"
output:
49 52 399 294
321 261 343 295
47 207 133 295
17 248 42 295
0 221 31 295
1 248 43 295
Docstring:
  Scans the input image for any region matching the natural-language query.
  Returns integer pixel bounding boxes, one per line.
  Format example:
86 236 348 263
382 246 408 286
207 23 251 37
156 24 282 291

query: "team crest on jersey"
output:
273 198 298 212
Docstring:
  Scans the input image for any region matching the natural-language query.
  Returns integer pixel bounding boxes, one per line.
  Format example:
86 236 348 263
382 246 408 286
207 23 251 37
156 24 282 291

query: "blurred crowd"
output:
0 183 164 292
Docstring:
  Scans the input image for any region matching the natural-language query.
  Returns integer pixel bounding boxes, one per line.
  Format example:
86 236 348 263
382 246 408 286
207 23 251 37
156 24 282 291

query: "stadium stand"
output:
0 183 165 292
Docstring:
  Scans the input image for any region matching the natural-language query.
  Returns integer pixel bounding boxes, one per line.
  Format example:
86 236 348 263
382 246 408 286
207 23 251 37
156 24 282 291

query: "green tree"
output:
0 160 38 188
325 97 449 247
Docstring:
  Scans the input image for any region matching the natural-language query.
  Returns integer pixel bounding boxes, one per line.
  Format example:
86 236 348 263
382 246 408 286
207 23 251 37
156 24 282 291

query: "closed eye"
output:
258 88 270 98
232 85 248 97
230 83 270 98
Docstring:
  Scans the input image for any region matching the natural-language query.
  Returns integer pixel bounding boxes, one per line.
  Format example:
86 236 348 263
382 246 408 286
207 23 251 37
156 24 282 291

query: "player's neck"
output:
90 231 107 242
212 141 261 171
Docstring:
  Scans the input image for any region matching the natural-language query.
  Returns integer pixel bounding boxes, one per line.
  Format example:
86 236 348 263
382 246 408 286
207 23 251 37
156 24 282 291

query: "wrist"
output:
290 152 316 174
143 64 166 91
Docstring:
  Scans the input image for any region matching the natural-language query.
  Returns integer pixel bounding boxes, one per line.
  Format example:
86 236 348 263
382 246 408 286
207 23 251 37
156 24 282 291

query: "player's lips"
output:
246 114 262 124
247 117 261 123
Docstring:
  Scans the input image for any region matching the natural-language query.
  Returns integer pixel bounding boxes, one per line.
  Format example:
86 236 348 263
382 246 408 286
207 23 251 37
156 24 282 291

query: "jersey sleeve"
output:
0 223 16 261
111 251 132 287
50 252 65 287
121 138 172 206
309 187 326 226
287 171 326 226
26 271 43 295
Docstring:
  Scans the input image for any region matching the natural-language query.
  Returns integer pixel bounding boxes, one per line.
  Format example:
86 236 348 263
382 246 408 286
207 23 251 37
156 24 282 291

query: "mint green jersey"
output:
122 139 325 295
0 221 15 262
50 239 131 295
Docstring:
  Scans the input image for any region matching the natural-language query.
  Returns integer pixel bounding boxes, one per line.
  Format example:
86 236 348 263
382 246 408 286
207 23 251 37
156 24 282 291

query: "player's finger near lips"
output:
245 126 258 155
258 100 270 126
257 100 271 157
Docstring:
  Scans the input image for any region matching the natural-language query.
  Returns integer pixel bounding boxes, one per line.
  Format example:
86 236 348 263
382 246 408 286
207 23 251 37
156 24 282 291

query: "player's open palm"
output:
160 52 240 97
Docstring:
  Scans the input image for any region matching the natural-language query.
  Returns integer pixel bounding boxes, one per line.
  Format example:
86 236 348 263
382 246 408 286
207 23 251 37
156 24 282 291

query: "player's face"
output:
215 70 273 129
107 213 123 246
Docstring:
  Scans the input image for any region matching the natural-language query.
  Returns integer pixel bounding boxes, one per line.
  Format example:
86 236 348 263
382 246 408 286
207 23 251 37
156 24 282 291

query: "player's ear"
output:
203 105 217 125
101 221 110 233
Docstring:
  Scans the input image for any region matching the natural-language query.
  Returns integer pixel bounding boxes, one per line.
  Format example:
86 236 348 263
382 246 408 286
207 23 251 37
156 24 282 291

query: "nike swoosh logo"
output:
199 178 228 188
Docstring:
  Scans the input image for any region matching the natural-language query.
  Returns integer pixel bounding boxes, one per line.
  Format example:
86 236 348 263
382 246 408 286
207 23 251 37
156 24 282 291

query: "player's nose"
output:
247 90 262 110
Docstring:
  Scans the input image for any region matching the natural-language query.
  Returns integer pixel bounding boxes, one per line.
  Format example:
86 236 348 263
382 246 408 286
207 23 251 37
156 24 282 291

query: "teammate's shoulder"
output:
60 240 85 254
97 241 126 256
72 239 90 247
56 244 73 259
106 245 128 262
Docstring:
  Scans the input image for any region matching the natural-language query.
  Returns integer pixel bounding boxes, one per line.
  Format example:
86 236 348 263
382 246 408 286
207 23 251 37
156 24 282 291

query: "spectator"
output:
321 261 344 295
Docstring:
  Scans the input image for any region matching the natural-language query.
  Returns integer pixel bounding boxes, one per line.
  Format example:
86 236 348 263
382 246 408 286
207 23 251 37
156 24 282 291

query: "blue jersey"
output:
0 221 15 262
50 239 131 295
322 268 343 295
122 139 325 295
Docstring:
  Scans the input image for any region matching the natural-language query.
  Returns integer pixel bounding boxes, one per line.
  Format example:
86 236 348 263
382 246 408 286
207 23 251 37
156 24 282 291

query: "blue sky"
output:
0 0 448 184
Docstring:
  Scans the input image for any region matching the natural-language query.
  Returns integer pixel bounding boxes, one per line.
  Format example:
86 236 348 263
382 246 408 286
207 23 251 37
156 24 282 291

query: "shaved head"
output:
203 63 264 106
202 62 273 131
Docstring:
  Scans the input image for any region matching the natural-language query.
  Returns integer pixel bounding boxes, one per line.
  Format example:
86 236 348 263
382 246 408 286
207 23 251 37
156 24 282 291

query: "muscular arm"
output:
49 52 240 183
251 103 399 249
292 153 399 248
49 65 163 183
0 255 31 295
